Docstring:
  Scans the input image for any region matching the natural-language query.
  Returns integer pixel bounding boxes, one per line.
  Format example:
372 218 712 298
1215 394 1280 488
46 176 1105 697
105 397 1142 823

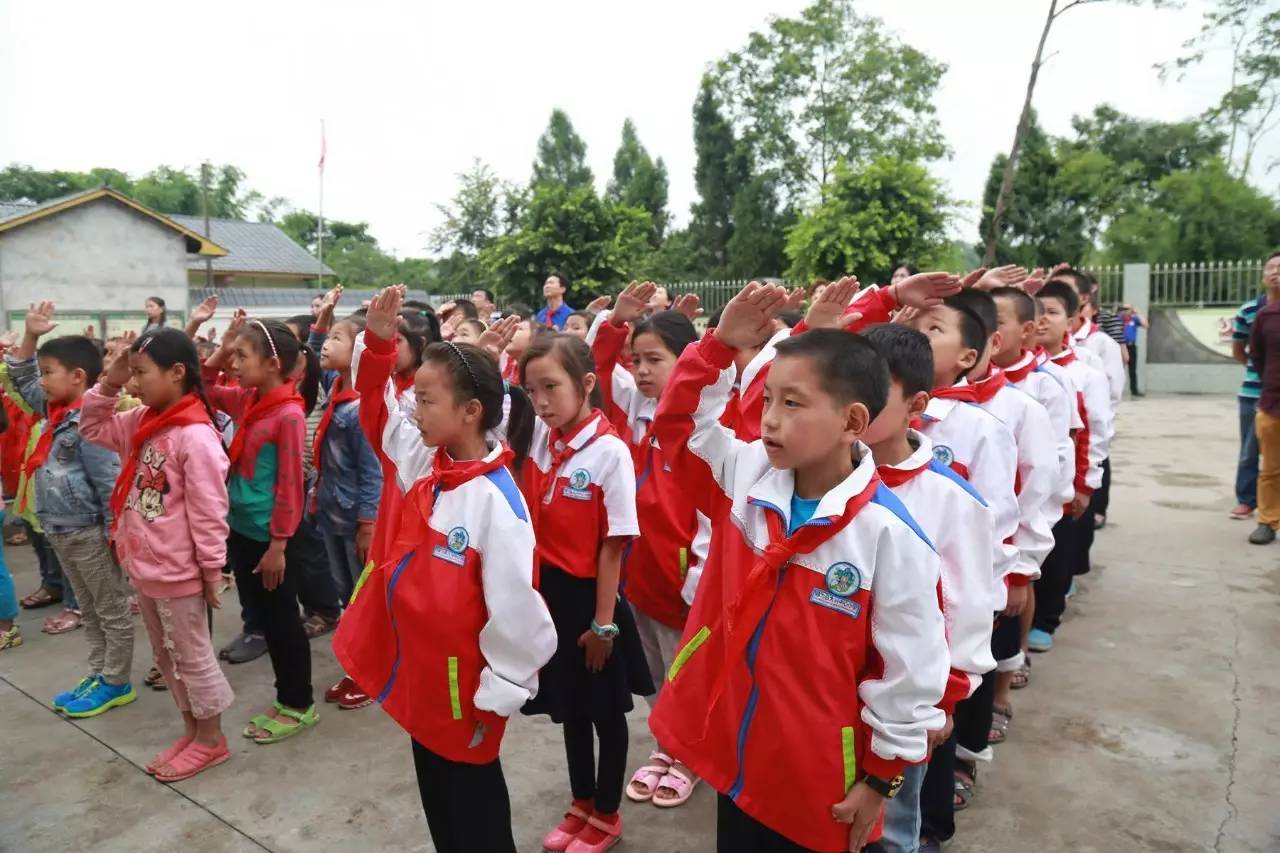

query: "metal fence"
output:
1147 260 1266 308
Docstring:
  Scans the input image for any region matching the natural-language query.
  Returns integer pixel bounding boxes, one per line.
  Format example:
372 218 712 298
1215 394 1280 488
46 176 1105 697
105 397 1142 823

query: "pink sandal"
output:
565 813 622 853
145 736 192 775
154 737 230 783
625 751 673 802
542 800 592 852
652 764 698 808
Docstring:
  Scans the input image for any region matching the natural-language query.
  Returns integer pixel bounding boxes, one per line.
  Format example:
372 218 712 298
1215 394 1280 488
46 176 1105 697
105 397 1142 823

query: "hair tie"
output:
251 319 279 360
445 341 480 390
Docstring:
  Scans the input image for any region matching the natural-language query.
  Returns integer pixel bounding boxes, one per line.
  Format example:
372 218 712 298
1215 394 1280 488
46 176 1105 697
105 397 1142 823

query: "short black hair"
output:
286 314 314 342
503 303 534 322
1038 281 1080 317
945 290 997 344
632 310 698 358
939 295 991 358
862 324 935 397
1049 267 1091 297
37 335 103 385
778 311 804 329
707 307 724 330
990 286 1036 325
475 288 496 304
547 271 571 295
445 298 479 320
1267 249 1280 264
403 299 434 315
773 329 889 420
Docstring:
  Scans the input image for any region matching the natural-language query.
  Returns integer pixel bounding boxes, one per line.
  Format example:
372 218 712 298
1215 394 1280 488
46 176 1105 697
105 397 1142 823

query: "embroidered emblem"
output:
932 445 955 467
562 467 593 501
825 562 861 597
447 527 469 553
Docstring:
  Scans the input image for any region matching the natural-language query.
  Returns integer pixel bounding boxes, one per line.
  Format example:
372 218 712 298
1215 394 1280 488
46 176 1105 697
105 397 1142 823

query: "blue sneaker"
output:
63 679 137 718
52 675 99 711
1027 628 1054 653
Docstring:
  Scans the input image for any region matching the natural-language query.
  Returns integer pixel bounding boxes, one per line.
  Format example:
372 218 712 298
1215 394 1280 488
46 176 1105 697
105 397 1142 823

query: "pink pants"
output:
138 592 234 720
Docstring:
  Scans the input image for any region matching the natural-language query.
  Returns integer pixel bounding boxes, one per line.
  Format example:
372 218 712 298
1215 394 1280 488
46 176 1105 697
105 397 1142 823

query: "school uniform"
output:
648 333 949 853
1005 349 1080 513
876 430 997 850
1074 321 1126 407
335 330 556 853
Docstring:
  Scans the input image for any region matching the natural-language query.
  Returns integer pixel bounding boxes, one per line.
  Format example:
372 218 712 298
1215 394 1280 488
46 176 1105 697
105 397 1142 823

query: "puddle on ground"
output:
1154 472 1222 488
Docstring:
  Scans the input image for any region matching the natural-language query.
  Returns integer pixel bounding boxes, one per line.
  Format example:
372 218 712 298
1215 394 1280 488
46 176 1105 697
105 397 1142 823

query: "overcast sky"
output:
1 0 1267 258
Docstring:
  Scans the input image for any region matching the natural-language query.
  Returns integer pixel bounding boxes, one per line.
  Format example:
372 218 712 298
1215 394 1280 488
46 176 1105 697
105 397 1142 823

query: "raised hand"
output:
315 284 343 330
610 281 658 326
1022 270 1047 296
191 295 218 325
891 272 962 308
975 264 1020 291
782 287 807 313
25 301 58 338
960 267 987 290
477 315 520 359
672 293 703 321
1047 262 1071 282
805 276 860 330
102 336 134 389
365 285 405 341
221 309 247 347
585 295 611 315
714 282 790 350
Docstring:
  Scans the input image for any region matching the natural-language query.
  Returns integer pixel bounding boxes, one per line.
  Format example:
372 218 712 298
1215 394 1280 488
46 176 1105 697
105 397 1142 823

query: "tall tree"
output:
687 78 751 275
432 159 504 255
983 0 1175 264
711 0 946 201
727 176 790 278
531 109 593 191
606 119 670 245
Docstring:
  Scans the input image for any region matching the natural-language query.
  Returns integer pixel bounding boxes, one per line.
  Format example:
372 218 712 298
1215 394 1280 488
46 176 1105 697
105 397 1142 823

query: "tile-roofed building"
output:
169 215 334 286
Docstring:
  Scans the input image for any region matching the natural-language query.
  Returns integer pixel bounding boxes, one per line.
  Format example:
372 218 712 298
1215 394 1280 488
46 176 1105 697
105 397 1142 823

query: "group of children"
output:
0 262 1124 853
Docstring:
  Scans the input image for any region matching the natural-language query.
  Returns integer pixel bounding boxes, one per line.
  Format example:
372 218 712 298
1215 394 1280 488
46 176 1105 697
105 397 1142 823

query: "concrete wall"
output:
0 199 189 333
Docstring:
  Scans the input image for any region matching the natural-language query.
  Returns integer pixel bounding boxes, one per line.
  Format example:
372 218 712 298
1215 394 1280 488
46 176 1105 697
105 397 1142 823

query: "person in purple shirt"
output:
536 272 575 330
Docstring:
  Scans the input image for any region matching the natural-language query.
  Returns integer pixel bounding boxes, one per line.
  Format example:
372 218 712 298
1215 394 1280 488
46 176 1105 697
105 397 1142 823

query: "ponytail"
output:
504 382 535 474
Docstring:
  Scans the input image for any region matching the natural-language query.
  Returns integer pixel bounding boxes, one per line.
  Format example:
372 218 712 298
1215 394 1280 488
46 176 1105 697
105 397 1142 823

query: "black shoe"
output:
1248 524 1276 545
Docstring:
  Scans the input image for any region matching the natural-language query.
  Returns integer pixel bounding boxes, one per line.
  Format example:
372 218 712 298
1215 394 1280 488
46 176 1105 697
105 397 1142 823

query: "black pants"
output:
1033 517 1076 635
564 714 629 815
1092 456 1111 522
290 514 340 620
717 794 822 852
1126 343 1140 395
918 734 957 843
229 530 313 709
411 738 516 853
1074 459 1108 576
954 668 996 757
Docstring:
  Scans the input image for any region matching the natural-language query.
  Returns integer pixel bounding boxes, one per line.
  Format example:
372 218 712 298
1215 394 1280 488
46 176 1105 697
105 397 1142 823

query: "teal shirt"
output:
228 443 279 542
789 494 822 535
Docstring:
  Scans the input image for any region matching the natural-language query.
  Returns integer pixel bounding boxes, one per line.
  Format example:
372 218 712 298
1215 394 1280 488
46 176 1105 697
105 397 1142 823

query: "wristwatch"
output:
590 619 620 640
862 773 905 799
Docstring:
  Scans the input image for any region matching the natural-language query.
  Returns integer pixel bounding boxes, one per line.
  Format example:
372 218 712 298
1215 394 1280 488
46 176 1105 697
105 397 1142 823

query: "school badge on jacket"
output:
811 562 863 619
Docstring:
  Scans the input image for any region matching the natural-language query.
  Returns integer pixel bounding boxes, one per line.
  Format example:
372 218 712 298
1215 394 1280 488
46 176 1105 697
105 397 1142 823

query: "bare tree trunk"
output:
983 0 1060 265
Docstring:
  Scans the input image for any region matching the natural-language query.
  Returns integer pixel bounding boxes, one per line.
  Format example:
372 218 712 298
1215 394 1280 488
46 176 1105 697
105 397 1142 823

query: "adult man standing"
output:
472 288 497 319
1243 251 1280 541
1120 305 1147 397
535 272 574 330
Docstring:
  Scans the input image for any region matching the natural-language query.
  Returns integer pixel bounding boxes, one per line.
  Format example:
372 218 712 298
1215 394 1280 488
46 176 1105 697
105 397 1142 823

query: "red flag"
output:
318 120 327 173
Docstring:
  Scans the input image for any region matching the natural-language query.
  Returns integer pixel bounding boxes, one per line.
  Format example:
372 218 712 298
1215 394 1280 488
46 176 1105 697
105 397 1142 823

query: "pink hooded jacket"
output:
80 385 230 598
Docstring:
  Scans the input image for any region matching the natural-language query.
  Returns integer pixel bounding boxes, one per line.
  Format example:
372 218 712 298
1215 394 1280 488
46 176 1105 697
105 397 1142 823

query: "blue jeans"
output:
878 761 925 852
0 512 18 621
1237 397 1260 508
322 531 362 606
31 526 78 610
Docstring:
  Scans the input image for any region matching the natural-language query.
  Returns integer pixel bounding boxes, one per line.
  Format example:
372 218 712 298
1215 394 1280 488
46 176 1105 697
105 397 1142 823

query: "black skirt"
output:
521 565 655 723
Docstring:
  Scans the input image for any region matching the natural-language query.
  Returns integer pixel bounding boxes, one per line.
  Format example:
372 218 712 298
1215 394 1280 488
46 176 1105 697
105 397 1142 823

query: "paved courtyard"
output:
1 394 1277 853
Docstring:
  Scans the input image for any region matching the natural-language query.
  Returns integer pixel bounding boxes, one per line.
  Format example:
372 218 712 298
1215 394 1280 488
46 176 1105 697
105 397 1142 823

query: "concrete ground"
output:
1 394 1277 853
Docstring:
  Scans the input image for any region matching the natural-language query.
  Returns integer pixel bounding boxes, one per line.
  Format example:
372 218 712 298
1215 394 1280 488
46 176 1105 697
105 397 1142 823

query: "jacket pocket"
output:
667 625 711 682
447 656 463 721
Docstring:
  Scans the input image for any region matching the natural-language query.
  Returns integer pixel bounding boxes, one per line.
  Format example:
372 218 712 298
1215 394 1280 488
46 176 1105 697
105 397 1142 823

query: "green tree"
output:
711 0 946 201
727 176 791 278
606 119 670 245
432 159 504 255
786 157 951 283
531 109 593 191
687 78 752 275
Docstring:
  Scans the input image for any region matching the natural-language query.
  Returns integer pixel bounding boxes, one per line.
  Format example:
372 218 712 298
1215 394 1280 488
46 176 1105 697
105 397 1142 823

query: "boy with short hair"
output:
649 283 950 853
861 323 996 853
5 302 135 716
1030 283 1114 651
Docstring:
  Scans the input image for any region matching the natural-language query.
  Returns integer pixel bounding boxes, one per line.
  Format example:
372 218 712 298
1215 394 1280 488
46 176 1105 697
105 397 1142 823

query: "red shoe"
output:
542 800 592 852
337 682 373 710
324 676 353 704
566 811 622 853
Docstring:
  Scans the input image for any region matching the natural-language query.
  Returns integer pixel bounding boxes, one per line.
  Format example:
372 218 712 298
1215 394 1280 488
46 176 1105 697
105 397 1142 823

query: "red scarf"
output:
18 399 82 513
109 393 212 538
527 410 615 535
967 368 1008 405
930 382 982 404
877 458 929 487
1050 348 1077 367
393 370 415 396
1002 351 1037 384
313 377 360 478
704 477 877 729
389 445 514 563
226 382 304 468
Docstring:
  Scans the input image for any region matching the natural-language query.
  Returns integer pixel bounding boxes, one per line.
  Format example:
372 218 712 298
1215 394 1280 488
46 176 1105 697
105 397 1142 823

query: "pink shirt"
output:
80 386 231 598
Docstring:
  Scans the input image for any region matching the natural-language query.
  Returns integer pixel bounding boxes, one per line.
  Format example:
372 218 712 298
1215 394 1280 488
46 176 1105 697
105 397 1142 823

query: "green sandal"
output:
242 701 282 738
252 703 319 744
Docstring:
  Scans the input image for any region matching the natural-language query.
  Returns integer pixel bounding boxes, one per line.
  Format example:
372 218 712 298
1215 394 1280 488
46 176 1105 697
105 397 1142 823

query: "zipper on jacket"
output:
727 565 786 801
374 552 415 703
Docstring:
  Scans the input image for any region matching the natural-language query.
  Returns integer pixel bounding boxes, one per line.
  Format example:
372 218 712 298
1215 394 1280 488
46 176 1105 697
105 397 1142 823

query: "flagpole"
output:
318 119 326 287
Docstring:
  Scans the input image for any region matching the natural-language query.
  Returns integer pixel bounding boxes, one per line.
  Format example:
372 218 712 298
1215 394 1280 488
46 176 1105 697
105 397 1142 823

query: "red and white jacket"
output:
878 431 995 715
592 320 712 628
968 369 1059 581
1005 349 1080 508
1050 348 1113 496
334 331 556 764
648 333 948 852
1073 321 1125 407
520 410 639 578
914 392 1020 610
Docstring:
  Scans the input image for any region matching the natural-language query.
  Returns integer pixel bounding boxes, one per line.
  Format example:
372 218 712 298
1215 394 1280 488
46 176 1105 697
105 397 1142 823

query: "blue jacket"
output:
4 356 120 534
309 329 383 536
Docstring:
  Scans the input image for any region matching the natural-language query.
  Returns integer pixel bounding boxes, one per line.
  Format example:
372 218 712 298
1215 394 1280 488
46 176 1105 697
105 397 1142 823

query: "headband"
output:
445 341 479 390
251 319 279 360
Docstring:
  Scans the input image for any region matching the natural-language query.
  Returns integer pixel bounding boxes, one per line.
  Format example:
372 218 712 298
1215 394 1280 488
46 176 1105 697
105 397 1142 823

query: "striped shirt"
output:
1234 296 1267 401
1097 310 1126 345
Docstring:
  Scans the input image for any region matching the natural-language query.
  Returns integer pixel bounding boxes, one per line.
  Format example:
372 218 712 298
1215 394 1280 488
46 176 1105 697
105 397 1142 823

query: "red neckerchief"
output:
529 410 615 532
877 454 929 487
500 353 520 384
226 381 304 467
313 377 360 477
110 393 211 538
930 382 982 404
393 370 415 396
388 445 514 564
1033 346 1050 367
1002 351 1037 384
1050 348 1077 367
704 472 878 730
19 399 82 513
967 368 1008 405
